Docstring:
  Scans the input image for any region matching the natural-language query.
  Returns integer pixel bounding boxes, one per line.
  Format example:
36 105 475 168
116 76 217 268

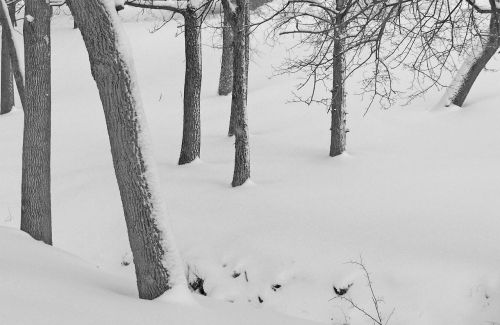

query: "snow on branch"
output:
125 0 209 12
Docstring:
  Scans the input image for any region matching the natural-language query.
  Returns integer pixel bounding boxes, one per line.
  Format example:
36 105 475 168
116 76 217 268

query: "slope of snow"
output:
0 227 319 325
0 8 499 325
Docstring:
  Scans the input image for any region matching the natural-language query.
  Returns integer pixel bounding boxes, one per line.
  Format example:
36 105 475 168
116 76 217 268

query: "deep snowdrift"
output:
0 8 499 325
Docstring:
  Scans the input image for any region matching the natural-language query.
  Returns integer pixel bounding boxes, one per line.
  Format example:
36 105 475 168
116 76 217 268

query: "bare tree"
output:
272 0 401 157
222 0 251 186
218 6 234 96
67 0 187 299
445 1 499 107
20 0 52 245
0 0 25 109
0 2 16 115
125 0 214 165
384 0 496 106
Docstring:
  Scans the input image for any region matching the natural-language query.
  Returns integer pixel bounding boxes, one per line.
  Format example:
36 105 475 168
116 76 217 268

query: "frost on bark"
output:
178 8 202 165
446 11 499 107
67 0 187 299
20 0 52 245
0 0 25 109
329 0 346 157
223 0 251 186
218 6 234 96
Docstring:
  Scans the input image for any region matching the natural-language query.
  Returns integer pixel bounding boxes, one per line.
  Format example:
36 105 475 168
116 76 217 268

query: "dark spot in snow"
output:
271 284 282 291
333 283 353 296
232 271 241 278
189 275 207 296
258 296 264 303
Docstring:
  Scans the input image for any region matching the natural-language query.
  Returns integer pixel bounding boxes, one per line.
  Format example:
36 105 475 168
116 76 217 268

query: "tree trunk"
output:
20 0 52 245
218 7 233 96
448 12 499 107
227 0 250 187
0 0 25 109
329 0 346 157
1 18 14 114
67 0 187 299
178 9 202 165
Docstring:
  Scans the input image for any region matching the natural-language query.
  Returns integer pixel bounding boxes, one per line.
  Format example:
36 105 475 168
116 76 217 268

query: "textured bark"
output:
20 0 52 245
178 9 202 165
1 16 14 114
223 0 250 187
449 12 499 107
0 0 25 108
67 0 186 300
329 0 346 157
218 7 233 97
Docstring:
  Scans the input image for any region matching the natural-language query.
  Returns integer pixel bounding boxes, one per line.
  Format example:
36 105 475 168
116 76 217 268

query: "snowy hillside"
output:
0 8 499 325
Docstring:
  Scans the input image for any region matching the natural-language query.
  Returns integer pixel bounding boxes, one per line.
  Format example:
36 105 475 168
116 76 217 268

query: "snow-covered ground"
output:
1 8 499 325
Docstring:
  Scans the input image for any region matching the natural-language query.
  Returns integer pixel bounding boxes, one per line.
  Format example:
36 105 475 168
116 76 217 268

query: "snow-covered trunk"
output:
329 0 346 157
20 0 52 245
218 7 234 96
0 0 25 109
447 11 499 107
229 0 251 187
67 0 187 299
178 9 202 165
1 19 14 114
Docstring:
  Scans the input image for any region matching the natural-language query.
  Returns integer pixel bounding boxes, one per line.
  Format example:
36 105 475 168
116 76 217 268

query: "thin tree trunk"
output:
67 0 187 299
178 8 202 165
228 0 250 187
1 18 14 114
20 0 52 245
448 11 499 107
0 0 25 108
218 7 233 96
329 0 346 157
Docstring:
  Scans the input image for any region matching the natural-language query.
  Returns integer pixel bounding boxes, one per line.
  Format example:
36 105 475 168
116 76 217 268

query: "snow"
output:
0 227 319 325
1 8 500 325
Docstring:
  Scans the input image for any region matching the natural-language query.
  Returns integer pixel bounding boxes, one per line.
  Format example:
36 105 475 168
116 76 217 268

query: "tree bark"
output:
1 16 14 114
20 0 52 245
0 0 25 109
178 8 202 165
224 0 251 187
218 7 233 97
67 0 187 299
448 11 499 107
329 0 346 157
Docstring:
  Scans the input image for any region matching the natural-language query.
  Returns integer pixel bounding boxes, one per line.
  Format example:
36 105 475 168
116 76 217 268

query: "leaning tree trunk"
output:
218 7 233 96
67 0 187 299
228 0 250 187
1 19 14 114
0 0 25 108
20 0 52 245
329 0 346 157
447 11 499 107
178 8 202 165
